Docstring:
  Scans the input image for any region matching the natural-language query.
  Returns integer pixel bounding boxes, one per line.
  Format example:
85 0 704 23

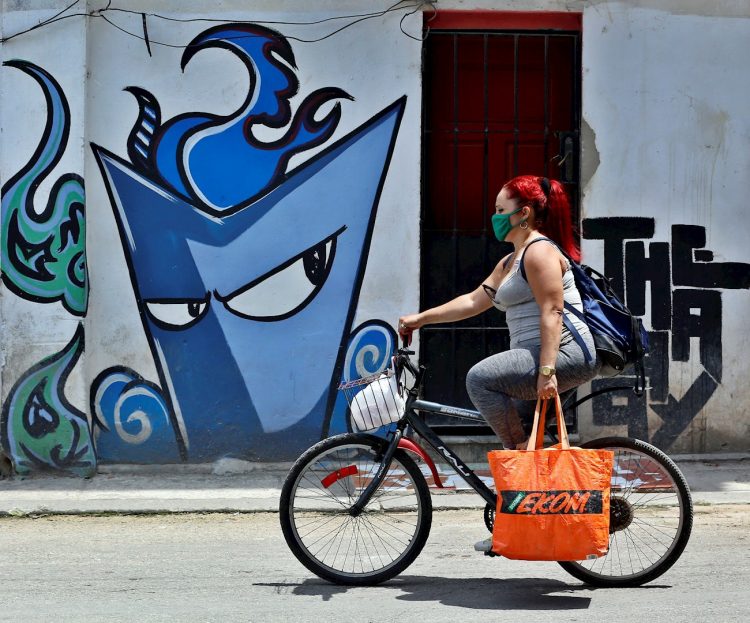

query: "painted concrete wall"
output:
1 1 748 476
576 3 750 453
1 1 422 472
1 4 91 474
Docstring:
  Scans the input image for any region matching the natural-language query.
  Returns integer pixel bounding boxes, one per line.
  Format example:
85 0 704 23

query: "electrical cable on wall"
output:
1 1 437 47
0 0 87 43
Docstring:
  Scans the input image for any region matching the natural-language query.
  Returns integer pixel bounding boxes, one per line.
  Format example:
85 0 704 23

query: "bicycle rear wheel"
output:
279 433 432 586
558 436 693 587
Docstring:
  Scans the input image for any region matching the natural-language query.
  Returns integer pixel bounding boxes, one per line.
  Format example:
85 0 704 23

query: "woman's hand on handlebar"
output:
398 313 422 346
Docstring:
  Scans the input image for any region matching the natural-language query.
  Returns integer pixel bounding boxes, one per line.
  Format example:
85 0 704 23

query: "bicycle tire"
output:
558 436 693 587
279 433 432 586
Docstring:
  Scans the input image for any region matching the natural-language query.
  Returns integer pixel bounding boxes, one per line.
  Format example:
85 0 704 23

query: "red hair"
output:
502 175 580 262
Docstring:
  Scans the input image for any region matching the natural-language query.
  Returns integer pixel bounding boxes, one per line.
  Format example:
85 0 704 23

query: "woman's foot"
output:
473 537 493 552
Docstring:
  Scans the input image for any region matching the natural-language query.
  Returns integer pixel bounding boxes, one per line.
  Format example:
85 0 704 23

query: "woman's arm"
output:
523 243 566 397
398 256 510 339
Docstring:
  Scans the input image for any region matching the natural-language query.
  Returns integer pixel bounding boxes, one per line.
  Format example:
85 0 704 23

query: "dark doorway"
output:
421 12 582 432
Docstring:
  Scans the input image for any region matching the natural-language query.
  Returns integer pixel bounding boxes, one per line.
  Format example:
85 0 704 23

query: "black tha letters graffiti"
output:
583 218 750 450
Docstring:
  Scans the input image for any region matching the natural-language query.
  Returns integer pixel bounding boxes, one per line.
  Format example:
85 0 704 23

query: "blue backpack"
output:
520 238 649 395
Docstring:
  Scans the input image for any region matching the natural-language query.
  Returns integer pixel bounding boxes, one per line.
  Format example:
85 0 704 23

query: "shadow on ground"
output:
255 575 663 609
256 575 671 609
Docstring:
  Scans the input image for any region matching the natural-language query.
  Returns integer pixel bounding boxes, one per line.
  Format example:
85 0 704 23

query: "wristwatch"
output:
539 365 556 377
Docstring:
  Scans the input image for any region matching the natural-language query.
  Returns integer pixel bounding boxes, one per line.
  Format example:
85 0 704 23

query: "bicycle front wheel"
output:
558 436 693 587
279 433 432 585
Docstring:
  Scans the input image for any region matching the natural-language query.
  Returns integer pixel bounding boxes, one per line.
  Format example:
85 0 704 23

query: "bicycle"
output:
279 347 693 588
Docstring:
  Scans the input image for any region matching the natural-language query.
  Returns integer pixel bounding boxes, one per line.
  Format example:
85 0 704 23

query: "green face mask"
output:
491 207 524 242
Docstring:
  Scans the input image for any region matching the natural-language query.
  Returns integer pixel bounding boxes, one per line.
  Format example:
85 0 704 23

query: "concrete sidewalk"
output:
1 454 748 516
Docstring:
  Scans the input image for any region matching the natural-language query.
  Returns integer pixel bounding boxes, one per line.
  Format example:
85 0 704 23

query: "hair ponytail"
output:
502 175 580 262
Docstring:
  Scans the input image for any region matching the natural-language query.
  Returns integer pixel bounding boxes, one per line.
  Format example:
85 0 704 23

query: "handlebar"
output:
393 347 424 394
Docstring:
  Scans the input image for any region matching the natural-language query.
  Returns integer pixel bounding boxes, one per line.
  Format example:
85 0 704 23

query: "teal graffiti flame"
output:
0 324 96 477
1 60 87 316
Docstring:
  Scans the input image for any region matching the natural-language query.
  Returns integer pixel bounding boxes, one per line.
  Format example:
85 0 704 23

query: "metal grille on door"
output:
421 27 582 432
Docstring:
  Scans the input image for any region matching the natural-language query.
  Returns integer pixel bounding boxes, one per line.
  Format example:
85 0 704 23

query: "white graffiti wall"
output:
578 3 750 452
1 1 748 477
1 1 421 471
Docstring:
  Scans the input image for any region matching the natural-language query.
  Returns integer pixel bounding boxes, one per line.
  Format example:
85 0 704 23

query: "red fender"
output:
398 438 444 488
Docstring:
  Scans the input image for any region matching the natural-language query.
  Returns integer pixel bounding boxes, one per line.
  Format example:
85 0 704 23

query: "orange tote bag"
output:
487 396 613 561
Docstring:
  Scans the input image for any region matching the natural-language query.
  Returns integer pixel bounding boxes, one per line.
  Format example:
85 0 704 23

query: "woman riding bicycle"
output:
398 175 599 452
281 182 692 580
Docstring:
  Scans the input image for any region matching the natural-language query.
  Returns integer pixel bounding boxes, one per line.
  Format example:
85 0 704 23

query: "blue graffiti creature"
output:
92 24 405 461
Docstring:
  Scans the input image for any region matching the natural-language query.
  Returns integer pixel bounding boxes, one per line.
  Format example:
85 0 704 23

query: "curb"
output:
2 490 749 518
1 455 748 517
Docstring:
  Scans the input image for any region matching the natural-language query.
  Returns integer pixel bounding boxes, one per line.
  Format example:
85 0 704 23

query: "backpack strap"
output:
560 303 594 363
519 237 593 363
631 315 647 396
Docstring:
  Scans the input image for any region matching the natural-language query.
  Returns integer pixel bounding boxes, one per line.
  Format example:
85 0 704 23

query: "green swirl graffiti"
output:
1 60 87 316
0 325 96 477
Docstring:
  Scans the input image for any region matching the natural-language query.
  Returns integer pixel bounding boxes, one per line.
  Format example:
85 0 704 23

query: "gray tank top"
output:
488 239 591 349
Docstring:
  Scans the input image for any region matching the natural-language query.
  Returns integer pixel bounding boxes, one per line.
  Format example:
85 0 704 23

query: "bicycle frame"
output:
403 399 497 507
348 394 496 513
351 349 640 513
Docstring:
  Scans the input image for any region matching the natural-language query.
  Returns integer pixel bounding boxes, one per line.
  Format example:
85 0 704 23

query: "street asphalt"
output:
1 453 748 515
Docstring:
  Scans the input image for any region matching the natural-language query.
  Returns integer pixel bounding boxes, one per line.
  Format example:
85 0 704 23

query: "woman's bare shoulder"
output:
523 239 565 273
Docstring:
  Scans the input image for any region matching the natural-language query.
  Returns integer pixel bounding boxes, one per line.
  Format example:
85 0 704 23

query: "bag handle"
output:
526 395 570 451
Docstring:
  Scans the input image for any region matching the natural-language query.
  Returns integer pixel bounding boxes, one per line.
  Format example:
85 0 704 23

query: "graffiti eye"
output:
217 227 343 321
144 295 210 330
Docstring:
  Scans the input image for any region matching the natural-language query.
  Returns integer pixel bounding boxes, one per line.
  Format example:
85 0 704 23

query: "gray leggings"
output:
465 334 599 448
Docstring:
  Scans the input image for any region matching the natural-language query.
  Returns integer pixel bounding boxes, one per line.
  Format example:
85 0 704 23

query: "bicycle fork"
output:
348 429 403 517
